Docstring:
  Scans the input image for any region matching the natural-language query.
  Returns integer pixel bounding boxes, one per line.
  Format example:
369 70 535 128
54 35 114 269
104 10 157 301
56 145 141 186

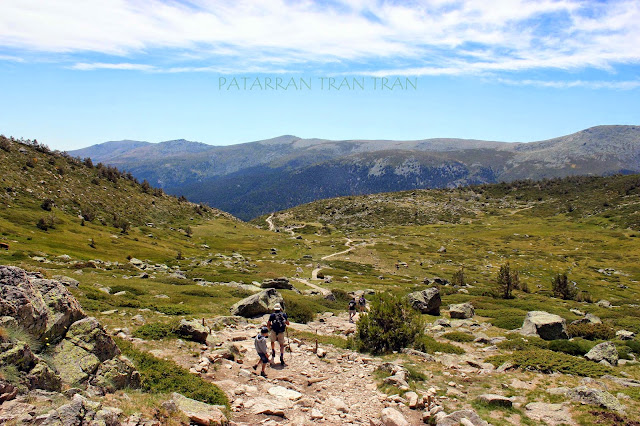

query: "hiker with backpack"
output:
252 326 271 377
358 294 366 313
348 297 357 323
267 303 289 365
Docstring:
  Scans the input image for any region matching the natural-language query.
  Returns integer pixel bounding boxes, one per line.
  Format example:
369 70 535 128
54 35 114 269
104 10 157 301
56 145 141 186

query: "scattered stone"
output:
170 392 227 425
597 300 612 308
52 275 80 288
268 386 303 401
585 341 618 366
311 408 324 419
520 311 568 340
437 246 447 253
616 330 636 340
435 409 489 426
449 302 474 319
476 394 512 407
407 288 441 315
178 319 209 344
567 386 624 413
524 402 574 425
405 391 420 409
381 407 409 426
401 348 436 362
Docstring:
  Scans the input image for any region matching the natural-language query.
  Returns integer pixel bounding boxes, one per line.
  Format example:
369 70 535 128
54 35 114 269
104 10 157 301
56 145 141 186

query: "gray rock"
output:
381 407 409 426
524 402 573 425
520 311 568 340
91 355 141 393
401 348 436 362
407 288 441 315
433 318 451 327
571 313 602 325
597 299 612 308
177 319 209 344
229 288 284 317
27 361 62 391
476 394 512 407
170 392 227 425
567 386 624 413
435 409 489 426
261 277 293 290
449 302 474 319
585 341 618 366
52 276 79 288
616 330 635 340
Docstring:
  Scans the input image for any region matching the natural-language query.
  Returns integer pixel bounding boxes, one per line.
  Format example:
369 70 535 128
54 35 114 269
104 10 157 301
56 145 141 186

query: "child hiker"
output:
348 297 357 323
252 326 270 377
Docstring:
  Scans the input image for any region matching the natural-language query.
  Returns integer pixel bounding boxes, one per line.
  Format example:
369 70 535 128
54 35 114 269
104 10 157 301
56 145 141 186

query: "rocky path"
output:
188 314 423 426
266 214 276 232
293 277 332 297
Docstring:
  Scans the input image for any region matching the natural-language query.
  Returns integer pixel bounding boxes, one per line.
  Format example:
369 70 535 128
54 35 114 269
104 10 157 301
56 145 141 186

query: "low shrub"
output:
133 322 178 340
498 335 547 351
330 288 351 303
567 323 615 340
355 293 423 354
414 335 465 355
282 296 315 324
116 338 228 406
109 285 146 296
486 349 612 377
547 339 594 356
442 331 474 343
154 305 192 315
624 339 640 354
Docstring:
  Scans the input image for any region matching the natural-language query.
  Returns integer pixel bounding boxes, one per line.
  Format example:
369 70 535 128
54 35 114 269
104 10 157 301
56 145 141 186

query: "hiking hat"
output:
274 303 282 311
260 326 269 334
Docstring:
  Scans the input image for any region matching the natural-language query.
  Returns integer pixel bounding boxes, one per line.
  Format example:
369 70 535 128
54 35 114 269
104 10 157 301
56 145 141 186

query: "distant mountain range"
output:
70 125 640 220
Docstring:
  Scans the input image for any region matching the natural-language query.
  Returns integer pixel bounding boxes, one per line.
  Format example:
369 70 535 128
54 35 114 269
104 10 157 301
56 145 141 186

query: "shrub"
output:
498 334 547 351
155 305 192 315
36 218 49 231
414 335 465 355
0 137 11 152
552 273 577 300
330 288 351 303
355 293 423 354
442 331 474 342
478 308 526 330
282 297 314 324
452 267 465 286
486 349 613 377
575 291 593 303
116 338 228 406
133 322 178 340
547 339 594 356
40 199 54 211
567 323 615 340
624 339 640 354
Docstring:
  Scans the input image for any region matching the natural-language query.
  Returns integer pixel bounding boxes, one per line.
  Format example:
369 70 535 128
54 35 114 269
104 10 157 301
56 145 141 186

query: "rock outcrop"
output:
260 277 293 290
407 288 441 315
167 392 227 426
520 311 567 340
449 302 474 319
584 341 618 366
567 386 625 413
178 319 210 344
230 289 285 317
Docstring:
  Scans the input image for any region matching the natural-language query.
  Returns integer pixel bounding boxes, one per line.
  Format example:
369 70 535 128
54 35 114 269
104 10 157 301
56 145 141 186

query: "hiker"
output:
252 326 271 377
358 294 366 313
267 303 289 365
348 297 357 323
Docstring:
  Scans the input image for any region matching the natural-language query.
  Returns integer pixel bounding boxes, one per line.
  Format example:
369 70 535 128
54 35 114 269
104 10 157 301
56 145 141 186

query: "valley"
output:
1 135 640 425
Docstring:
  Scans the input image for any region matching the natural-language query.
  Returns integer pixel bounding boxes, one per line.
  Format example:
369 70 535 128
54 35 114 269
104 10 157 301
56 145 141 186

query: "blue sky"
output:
0 0 639 150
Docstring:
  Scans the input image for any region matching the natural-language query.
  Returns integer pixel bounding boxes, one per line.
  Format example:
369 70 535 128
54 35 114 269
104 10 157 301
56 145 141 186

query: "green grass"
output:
116 338 228 407
133 322 179 340
442 331 474 342
287 329 350 349
414 335 465 355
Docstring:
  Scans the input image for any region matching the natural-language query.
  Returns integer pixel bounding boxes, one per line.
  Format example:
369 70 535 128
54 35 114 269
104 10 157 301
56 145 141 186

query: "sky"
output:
0 0 639 151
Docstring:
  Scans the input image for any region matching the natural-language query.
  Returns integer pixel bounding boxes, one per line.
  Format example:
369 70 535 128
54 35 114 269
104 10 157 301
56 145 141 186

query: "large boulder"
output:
260 277 293 290
178 319 209 344
584 341 618 366
230 289 284 317
0 266 84 343
520 311 567 340
91 356 141 393
51 317 120 385
381 407 409 426
407 288 441 315
449 302 474 319
567 386 624 413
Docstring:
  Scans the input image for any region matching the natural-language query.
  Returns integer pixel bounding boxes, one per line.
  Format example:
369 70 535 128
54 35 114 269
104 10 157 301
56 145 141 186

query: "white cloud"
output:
1 0 639 81
497 78 640 90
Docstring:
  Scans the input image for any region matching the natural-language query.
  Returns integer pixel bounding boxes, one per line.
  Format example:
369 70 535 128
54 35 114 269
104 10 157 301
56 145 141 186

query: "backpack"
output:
271 312 287 333
348 300 356 310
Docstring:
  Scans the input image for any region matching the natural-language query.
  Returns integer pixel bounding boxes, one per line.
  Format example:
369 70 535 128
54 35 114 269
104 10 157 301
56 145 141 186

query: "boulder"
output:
616 330 635 340
597 300 612 308
524 402 573 425
567 386 624 413
585 341 618 366
51 317 120 385
91 355 141 392
260 277 293 290
170 392 227 426
407 288 441 315
476 394 512 407
52 276 80 288
571 313 601 325
449 302 474 319
230 289 284 317
177 319 209 344
381 407 409 426
0 265 85 343
520 311 567 340
268 385 303 401
26 361 62 391
0 380 18 403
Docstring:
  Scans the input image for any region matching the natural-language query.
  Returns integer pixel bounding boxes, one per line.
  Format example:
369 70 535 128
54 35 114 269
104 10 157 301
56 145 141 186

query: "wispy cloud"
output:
497 78 640 90
1 0 639 85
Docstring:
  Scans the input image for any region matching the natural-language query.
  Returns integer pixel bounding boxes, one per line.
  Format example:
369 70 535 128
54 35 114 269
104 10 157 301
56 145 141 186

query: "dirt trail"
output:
266 214 276 232
293 277 332 297
192 313 422 425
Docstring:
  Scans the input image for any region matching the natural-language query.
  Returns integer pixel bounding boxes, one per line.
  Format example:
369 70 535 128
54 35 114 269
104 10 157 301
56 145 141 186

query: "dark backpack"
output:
348 300 356 310
271 312 287 333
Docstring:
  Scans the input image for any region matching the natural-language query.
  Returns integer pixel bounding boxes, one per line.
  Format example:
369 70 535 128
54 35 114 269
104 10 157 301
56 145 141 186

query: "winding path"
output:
266 214 276 231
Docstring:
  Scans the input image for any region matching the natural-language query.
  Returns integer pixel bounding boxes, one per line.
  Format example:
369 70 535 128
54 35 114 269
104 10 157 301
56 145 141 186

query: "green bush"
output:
547 339 594 356
552 273 577 300
498 334 547 351
442 331 474 342
154 305 192 315
491 315 526 330
624 339 640 354
109 285 145 296
414 335 465 355
330 288 351 303
355 293 423 354
282 296 314 324
116 338 228 406
486 349 613 377
567 323 615 340
133 322 178 340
